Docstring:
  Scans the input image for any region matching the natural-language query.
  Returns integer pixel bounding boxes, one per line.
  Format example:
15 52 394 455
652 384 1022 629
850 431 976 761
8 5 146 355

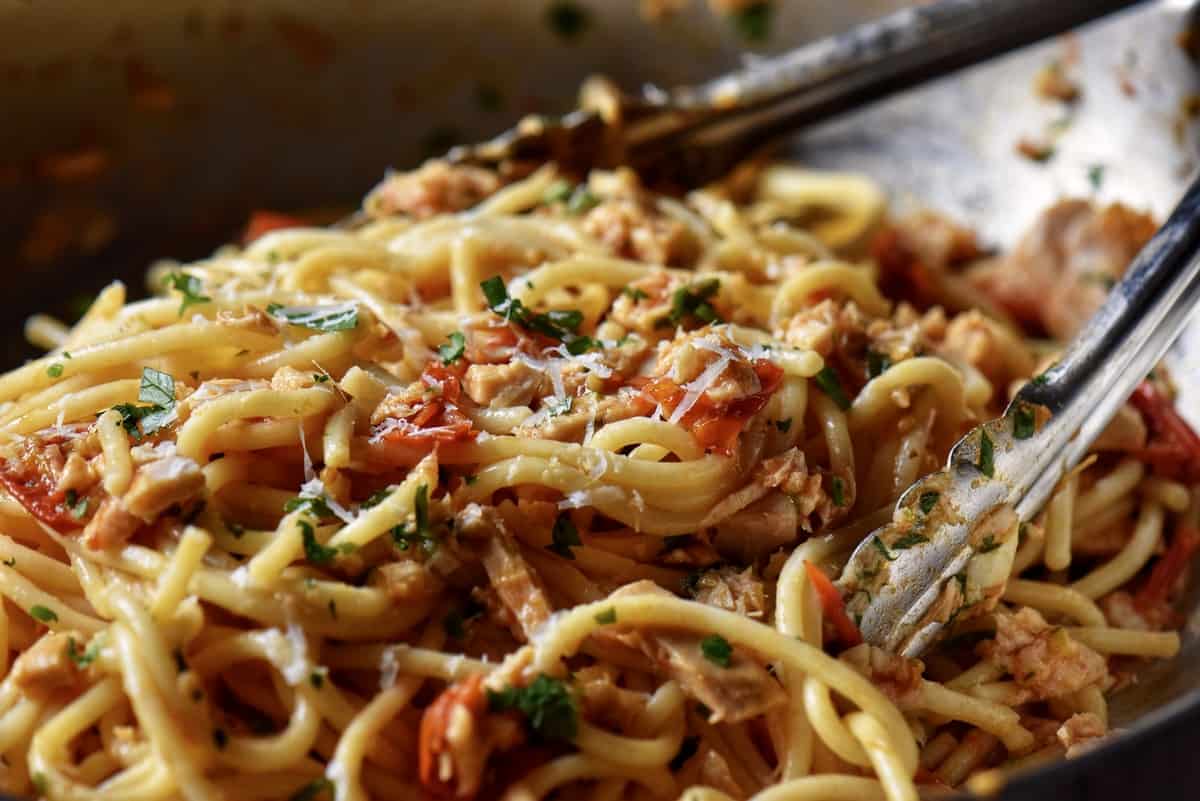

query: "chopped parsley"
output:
1012 404 1036 440
1087 163 1106 191
30 604 57 623
443 599 484 639
622 286 649 302
542 180 573 205
64 489 89 520
830 475 846 507
867 350 892 379
700 634 733 668
299 521 354 565
1030 372 1050 386
891 532 929 550
289 779 335 801
546 395 573 417
545 1 589 40
731 1 772 42
438 331 466 365
480 275 593 351
978 535 1002 553
1 556 13 567
774 418 792 433
163 272 211 317
566 186 599 215
870 536 897 562
547 513 582 559
814 366 851 410
46 363 63 378
312 373 330 383
391 484 436 554
266 302 358 331
919 491 940 515
32 773 48 795
487 674 578 742
594 607 617 625
670 735 701 771
284 493 335 519
110 367 178 440
309 670 325 689
66 636 101 666
977 430 995 478
286 777 333 801
661 278 722 327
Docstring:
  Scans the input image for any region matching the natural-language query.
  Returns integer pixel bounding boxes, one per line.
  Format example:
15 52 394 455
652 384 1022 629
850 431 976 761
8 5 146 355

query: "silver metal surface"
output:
841 172 1200 657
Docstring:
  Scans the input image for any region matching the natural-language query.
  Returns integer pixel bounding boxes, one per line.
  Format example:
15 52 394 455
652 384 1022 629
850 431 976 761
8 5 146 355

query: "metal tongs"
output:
448 0 1194 659
838 179 1200 657
448 0 1145 187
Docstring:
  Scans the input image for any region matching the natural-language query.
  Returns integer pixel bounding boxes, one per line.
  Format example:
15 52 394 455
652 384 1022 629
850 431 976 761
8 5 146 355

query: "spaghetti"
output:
0 158 1194 801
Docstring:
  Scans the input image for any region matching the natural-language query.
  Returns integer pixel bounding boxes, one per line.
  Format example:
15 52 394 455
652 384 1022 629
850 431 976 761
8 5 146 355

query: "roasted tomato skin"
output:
0 425 92 531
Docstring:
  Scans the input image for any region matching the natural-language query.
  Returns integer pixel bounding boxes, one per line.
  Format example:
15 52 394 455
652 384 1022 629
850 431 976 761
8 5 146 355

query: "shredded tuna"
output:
840 643 925 706
690 566 768 619
1057 712 1106 758
982 607 1108 701
367 160 500 219
11 632 89 702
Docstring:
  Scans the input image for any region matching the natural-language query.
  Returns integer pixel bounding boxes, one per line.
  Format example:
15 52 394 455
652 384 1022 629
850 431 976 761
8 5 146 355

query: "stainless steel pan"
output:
0 1 1197 798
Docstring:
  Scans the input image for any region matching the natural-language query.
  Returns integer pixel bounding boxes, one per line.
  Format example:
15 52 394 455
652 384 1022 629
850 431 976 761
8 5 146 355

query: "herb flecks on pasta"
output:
0 159 1192 801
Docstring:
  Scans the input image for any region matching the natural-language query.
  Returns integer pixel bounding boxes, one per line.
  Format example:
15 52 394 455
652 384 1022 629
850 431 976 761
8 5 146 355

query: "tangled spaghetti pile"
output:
0 159 1196 801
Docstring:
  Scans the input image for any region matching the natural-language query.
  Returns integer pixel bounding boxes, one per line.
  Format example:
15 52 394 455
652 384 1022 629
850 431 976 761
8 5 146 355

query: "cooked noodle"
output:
0 159 1193 801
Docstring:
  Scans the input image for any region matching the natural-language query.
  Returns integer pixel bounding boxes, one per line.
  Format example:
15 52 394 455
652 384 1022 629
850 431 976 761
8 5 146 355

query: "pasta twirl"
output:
0 159 1193 801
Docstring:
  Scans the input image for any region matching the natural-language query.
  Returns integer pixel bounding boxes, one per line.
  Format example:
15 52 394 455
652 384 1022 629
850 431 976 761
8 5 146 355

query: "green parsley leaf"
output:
594 608 617 625
546 396 573 417
774 418 792 433
870 536 897 562
267 302 358 332
731 1 772 42
830 475 845 507
443 599 484 639
1030 372 1050 386
479 275 589 347
299 520 352 565
391 484 437 554
487 674 578 742
313 373 330 383
163 272 211 317
867 350 892 379
564 335 599 355
439 331 466 365
622 286 649 302
66 636 101 666
978 535 1002 553
700 634 733 668
663 278 722 328
30 604 58 623
1013 404 1036 439
47 363 63 378
289 778 335 801
547 513 582 559
543 179 573 205
891 532 929 550
1087 163 1105 191
284 494 335 519
919 491 940 515
978 430 995 478
814 366 851 410
566 186 599 215
545 1 589 40
309 670 325 689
